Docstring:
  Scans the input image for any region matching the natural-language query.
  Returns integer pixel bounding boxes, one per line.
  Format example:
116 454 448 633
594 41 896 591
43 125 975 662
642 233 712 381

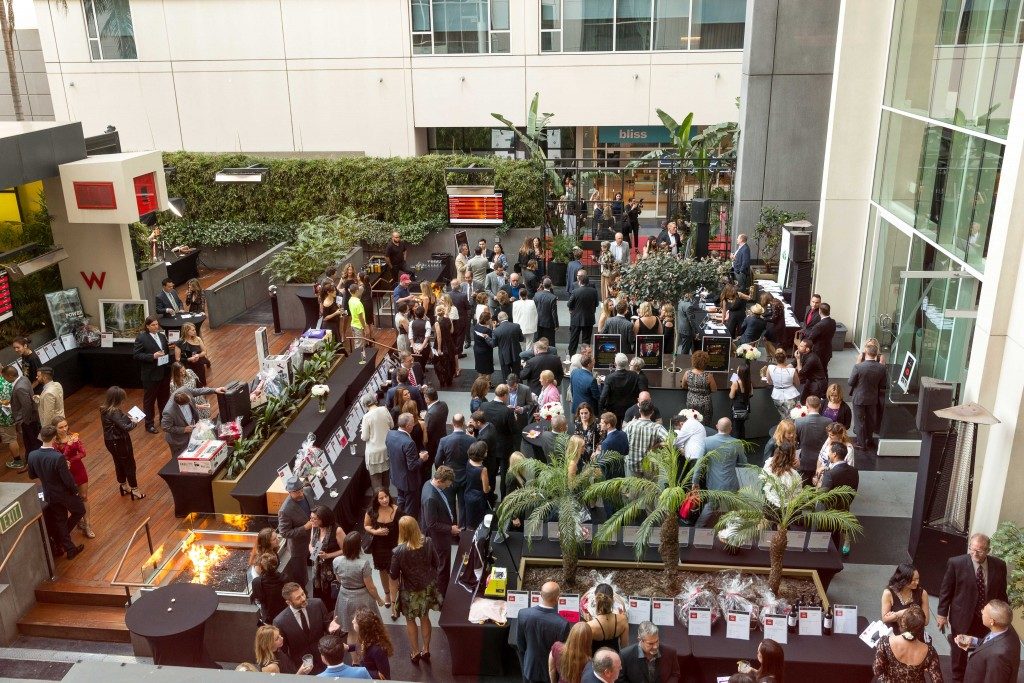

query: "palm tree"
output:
705 478 862 595
491 93 564 202
495 433 619 587
1 0 23 121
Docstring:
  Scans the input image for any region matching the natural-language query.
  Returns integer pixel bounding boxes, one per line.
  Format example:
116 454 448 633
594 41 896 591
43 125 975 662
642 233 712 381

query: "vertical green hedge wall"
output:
162 152 545 231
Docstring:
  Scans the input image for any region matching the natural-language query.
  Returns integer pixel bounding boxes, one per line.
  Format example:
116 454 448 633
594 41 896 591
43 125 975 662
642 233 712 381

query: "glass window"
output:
412 0 510 54
691 0 746 50
654 0 691 50
541 0 561 28
616 0 653 51
885 0 1023 138
564 0 614 52
83 0 137 61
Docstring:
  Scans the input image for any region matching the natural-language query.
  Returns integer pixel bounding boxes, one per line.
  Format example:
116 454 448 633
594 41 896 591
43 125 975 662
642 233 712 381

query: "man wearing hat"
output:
392 273 418 308
737 303 767 345
278 477 315 586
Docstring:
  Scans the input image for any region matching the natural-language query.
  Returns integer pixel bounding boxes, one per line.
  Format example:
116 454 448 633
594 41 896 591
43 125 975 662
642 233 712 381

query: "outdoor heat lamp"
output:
214 165 269 183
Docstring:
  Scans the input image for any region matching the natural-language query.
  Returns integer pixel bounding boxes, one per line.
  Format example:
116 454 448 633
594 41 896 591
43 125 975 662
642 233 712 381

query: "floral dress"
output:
685 370 712 426
872 637 943 683
390 539 442 618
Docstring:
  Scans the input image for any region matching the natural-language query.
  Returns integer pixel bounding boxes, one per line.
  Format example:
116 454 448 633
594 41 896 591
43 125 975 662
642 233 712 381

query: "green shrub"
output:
0 200 62 347
263 216 350 284
160 220 292 249
619 252 724 304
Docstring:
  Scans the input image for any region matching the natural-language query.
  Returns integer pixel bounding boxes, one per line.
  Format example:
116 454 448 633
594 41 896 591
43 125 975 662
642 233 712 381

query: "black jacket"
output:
534 290 560 329
515 605 570 683
424 400 449 461
449 289 471 325
133 330 171 383
737 315 767 344
492 321 525 365
805 316 837 361
602 315 635 354
794 414 832 473
599 370 642 422
27 447 81 509
520 352 564 395
939 554 1009 634
436 430 476 484
568 284 599 327
272 598 332 673
819 461 859 510
848 360 888 406
617 642 680 683
479 399 516 462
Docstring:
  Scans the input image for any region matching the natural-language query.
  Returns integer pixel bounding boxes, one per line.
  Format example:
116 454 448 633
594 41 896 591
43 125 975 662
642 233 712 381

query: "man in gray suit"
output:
160 386 224 458
847 342 888 452
697 417 747 526
794 396 832 485
962 600 1020 683
484 262 508 302
467 247 490 288
278 477 315 586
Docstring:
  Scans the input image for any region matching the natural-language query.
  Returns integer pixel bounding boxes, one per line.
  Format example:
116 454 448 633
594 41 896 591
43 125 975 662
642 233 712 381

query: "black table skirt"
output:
158 457 220 517
78 346 143 389
166 249 201 286
158 313 205 335
125 582 219 668
47 349 85 397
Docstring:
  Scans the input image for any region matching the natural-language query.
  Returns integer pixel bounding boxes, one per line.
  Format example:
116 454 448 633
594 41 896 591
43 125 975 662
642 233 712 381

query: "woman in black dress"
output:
472 310 495 378
633 302 662 341
433 303 456 388
881 563 931 628
319 281 343 343
410 305 432 370
573 403 601 464
357 270 375 326
184 278 206 314
100 386 144 500
364 488 402 620
176 322 210 386
517 237 537 274
720 284 751 339
249 552 287 624
309 505 345 606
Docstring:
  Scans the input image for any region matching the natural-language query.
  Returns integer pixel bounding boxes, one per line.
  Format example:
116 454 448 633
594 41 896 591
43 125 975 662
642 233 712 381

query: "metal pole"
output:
269 285 282 334
38 518 55 580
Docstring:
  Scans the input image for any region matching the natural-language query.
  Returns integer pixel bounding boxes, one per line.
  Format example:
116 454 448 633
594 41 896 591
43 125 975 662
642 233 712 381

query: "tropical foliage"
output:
0 197 63 347
753 205 806 272
491 92 564 200
263 216 351 284
618 252 725 304
992 521 1024 617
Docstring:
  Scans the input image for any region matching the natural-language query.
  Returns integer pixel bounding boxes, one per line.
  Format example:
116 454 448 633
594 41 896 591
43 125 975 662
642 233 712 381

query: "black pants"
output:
536 326 557 349
20 420 41 454
435 540 452 598
500 359 521 382
44 498 85 553
568 325 593 355
142 374 170 428
106 439 139 488
398 486 420 521
853 403 880 449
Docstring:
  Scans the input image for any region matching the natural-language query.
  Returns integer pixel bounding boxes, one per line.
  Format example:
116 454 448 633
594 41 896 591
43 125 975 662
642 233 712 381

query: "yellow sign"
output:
0 501 23 534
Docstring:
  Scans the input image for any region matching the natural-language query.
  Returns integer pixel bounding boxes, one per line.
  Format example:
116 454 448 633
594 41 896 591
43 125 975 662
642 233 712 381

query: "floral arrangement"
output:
790 404 808 419
677 408 703 423
539 401 565 421
217 417 243 446
293 434 324 483
735 344 761 362
311 384 330 413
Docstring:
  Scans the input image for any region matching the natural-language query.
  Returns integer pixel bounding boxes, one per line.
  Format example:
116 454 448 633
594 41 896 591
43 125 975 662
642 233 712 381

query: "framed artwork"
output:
45 288 85 337
99 299 149 343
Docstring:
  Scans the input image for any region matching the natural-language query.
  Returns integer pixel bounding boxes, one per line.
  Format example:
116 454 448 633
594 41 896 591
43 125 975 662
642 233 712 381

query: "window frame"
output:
82 0 138 62
411 0 512 55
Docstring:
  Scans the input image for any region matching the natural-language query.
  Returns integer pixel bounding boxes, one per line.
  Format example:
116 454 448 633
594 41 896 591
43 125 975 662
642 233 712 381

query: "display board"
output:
448 191 505 225
593 333 621 369
636 334 664 370
46 288 86 337
898 351 917 393
701 335 732 372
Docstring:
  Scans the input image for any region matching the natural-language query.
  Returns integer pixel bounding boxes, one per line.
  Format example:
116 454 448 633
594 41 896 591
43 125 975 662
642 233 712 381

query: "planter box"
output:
275 247 363 331
198 242 272 270
211 430 282 514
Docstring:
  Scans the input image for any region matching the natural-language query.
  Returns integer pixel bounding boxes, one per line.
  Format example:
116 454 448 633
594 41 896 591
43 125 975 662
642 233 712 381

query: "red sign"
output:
73 182 117 210
80 271 106 290
134 172 158 215
0 270 12 323
448 193 505 225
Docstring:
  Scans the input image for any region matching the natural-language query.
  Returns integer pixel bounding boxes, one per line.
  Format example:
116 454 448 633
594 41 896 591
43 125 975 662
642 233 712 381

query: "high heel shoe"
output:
410 652 421 665
419 651 431 662
119 484 130 497
130 488 146 501
78 520 96 539
390 604 399 621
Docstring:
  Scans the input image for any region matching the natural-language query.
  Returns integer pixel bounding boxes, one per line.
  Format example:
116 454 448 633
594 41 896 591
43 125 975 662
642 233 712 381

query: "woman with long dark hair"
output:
410 304 433 370
729 362 753 439
53 416 92 538
472 309 495 378
249 552 287 625
184 278 206 315
751 638 785 682
318 281 343 344
100 386 144 500
309 505 345 605
364 488 402 620
248 527 279 582
881 563 930 628
583 583 628 652
351 607 394 679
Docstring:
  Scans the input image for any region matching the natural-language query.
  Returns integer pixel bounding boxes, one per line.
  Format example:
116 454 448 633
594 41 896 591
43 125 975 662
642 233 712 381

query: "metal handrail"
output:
109 516 155 604
0 512 54 581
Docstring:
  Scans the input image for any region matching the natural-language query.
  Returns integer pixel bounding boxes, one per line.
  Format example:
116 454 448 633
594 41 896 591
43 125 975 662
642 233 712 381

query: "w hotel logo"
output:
80 271 106 289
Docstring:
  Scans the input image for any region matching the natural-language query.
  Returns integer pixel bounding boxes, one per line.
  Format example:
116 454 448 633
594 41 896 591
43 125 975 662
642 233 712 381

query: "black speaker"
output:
913 526 964 595
695 222 710 258
789 231 812 262
916 377 954 433
789 261 814 324
217 381 253 428
690 198 710 224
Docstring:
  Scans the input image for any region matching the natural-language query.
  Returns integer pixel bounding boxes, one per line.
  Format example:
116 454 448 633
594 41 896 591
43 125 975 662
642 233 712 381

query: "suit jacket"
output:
599 370 642 421
570 368 601 414
475 422 499 471
534 290 560 329
702 433 747 491
939 554 1010 634
449 289 471 326
155 288 184 316
819 462 859 510
733 243 751 275
385 382 426 411
508 384 536 431
436 430 476 484
568 284 599 327
737 315 768 344
794 413 832 472
27 447 81 509
581 666 602 683
492 321 524 365
37 381 65 429
617 643 681 683
521 352 565 395
160 388 219 457
602 315 635 354
277 489 314 584
479 399 516 461
515 605 570 683
803 306 821 330
424 400 449 461
566 261 583 294
392 363 425 388
797 351 828 387
965 625 1020 683
272 598 332 672
467 256 490 285
133 330 171 383
484 271 508 299
11 375 38 425
521 269 539 295
805 316 837 362
848 360 887 406
421 479 455 560
386 429 423 492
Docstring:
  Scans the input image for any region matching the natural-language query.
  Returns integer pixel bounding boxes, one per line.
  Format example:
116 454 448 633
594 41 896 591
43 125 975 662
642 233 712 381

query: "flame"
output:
182 534 229 585
222 514 250 531
146 544 165 569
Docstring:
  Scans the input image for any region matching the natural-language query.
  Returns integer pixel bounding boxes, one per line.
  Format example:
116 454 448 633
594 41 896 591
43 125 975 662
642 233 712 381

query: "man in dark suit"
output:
160 387 224 458
818 442 859 553
537 416 568 462
847 341 887 451
516 581 571 683
436 413 476 527
28 425 85 559
520 339 564 395
584 648 623 683
471 410 498 483
480 384 517 499
804 302 837 376
599 353 642 427
423 385 448 467
506 373 535 454
154 277 184 317
278 477 315 586
533 278 560 352
794 396 832 485
570 355 601 414
272 582 336 674
420 466 459 596
477 238 495 262
795 339 828 404
392 351 425 388
133 316 172 433
617 621 680 683
492 312 525 379
602 301 635 354
521 260 539 296
449 277 471 354
802 293 822 332
938 533 1010 682
385 368 426 411
961 600 1020 683
4 365 40 460
732 234 751 291
386 414 429 520
567 272 599 355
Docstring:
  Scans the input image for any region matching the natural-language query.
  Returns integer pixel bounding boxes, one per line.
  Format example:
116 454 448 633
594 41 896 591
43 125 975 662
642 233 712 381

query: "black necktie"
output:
298 608 309 635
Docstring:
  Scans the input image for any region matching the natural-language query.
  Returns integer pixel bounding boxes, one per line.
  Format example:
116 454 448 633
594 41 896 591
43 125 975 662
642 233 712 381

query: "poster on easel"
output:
898 352 916 393
635 334 664 370
593 333 621 369
701 335 732 372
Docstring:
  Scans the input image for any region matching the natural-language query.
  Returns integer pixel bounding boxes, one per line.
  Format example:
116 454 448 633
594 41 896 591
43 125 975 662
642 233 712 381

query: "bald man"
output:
623 390 662 425
961 599 1020 683
516 581 570 683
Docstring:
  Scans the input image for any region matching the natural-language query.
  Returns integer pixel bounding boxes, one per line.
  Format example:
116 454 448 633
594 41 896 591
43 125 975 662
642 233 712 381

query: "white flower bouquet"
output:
735 344 761 361
312 384 330 413
790 404 808 419
539 401 565 421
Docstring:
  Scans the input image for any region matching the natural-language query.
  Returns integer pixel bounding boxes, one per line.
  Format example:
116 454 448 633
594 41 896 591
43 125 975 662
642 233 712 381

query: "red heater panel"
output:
448 193 505 225
73 182 117 210
134 172 158 216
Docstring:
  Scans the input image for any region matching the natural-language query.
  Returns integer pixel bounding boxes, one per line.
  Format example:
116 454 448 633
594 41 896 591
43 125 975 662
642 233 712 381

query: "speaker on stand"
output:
692 198 710 258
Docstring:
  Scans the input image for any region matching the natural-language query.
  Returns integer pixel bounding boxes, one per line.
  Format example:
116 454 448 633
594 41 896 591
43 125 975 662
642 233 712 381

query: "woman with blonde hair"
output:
184 278 206 315
815 422 855 481
633 301 662 338
823 382 852 429
401 399 427 450
763 419 797 463
549 621 594 683
390 517 442 664
253 624 310 674
660 303 675 351
762 443 801 509
597 298 615 333
538 369 561 406
175 322 210 385
598 241 615 299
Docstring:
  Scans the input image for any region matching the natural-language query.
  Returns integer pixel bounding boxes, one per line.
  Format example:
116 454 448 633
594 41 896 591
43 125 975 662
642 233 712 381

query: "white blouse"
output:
767 364 800 401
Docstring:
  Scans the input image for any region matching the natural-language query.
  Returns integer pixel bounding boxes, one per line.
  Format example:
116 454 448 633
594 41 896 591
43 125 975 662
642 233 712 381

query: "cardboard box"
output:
178 439 227 474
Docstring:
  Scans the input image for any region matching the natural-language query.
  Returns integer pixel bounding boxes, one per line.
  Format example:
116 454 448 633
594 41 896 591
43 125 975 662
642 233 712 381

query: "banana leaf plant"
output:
492 92 564 200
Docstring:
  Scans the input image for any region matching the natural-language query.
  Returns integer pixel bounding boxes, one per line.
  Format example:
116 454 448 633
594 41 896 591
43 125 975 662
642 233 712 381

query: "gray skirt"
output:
335 586 377 627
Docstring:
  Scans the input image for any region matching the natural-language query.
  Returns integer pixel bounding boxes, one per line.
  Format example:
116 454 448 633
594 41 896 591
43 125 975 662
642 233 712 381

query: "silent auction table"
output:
158 312 206 335
78 346 144 388
166 249 202 286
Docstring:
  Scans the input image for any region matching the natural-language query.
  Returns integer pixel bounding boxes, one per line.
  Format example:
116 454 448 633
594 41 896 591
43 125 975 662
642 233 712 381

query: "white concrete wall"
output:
814 0 893 340
33 0 741 154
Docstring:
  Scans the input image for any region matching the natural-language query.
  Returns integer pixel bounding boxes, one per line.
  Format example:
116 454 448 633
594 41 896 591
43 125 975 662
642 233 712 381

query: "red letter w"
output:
80 271 106 289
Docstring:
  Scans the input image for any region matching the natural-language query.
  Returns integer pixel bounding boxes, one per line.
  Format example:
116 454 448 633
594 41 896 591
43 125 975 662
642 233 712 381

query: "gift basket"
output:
676 575 722 627
715 571 760 625
292 433 325 483
217 417 243 446
187 419 218 449
70 317 102 348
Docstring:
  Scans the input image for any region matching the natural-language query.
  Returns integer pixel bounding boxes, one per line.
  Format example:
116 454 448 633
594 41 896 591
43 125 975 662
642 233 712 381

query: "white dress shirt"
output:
674 417 707 461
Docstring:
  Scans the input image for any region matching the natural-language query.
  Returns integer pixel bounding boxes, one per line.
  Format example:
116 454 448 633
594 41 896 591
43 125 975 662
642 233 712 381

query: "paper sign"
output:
859 620 892 648
315 449 331 471
651 598 674 626
580 524 593 543
547 521 560 541
806 531 831 552
157 354 170 366
622 526 640 545
101 333 114 348
339 433 350 450
678 527 691 547
167 329 180 343
128 406 146 422
60 334 78 351
758 531 775 550
762 614 788 644
787 530 807 551
834 605 858 635
36 346 51 364
506 591 528 618
529 592 541 606
310 478 325 500
325 438 341 464
558 594 580 623
799 607 822 636
627 597 651 624
687 607 711 636
726 610 751 639
526 521 543 540
277 463 293 481
323 466 337 488
692 528 714 549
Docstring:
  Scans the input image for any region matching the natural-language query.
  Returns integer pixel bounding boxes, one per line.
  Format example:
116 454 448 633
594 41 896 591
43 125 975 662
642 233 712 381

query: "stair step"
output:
35 580 127 608
18 604 130 643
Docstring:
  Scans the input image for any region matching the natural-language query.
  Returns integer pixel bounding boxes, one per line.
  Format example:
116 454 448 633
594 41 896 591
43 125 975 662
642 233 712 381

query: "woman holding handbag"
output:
309 505 344 605
364 489 402 620
390 516 443 665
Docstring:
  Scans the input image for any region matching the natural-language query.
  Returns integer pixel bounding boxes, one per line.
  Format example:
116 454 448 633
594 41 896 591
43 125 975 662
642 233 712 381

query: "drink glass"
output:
301 654 314 671
737 660 752 673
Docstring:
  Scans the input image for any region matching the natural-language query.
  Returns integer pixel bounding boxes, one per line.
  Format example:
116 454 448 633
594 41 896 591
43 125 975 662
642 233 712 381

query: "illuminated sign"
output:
448 192 505 225
0 270 13 323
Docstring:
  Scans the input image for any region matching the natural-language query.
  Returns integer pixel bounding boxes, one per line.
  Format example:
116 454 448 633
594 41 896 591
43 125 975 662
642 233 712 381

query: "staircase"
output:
18 580 130 643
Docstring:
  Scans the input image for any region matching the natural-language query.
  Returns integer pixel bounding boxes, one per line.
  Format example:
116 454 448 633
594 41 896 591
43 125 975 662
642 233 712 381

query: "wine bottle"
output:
823 607 834 635
787 600 799 633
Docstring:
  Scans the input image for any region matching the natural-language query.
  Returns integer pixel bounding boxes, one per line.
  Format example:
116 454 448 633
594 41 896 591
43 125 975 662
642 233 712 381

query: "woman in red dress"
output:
53 417 93 538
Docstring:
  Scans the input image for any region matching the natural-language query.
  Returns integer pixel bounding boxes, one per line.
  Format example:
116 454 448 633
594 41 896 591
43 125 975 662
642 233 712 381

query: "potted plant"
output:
752 206 806 277
547 233 579 287
618 252 723 304
992 521 1024 619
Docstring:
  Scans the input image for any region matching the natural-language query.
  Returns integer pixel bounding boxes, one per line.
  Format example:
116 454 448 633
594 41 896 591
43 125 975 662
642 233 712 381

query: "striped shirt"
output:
624 418 668 476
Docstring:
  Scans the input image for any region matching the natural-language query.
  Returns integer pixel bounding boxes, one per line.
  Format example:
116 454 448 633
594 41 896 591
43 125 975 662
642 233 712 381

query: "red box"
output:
177 439 227 474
